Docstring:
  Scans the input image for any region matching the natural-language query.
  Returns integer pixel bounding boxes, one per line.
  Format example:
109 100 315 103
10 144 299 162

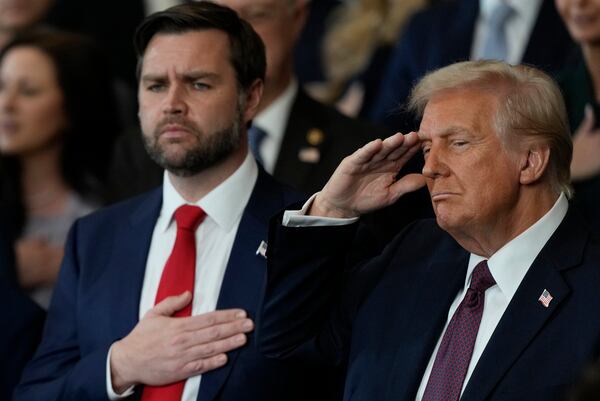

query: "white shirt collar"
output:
158 151 258 233
479 0 542 25
253 79 298 141
467 192 568 300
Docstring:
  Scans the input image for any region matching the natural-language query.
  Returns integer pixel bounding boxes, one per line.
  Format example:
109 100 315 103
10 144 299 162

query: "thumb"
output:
579 104 595 135
389 173 427 202
151 291 192 317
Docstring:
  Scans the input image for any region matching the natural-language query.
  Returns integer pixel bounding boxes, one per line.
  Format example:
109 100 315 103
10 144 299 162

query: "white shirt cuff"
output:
282 193 359 227
106 343 136 400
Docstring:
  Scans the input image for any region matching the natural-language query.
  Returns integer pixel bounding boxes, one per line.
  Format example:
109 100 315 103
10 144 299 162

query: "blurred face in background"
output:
556 0 600 45
213 0 307 87
0 46 67 156
0 0 55 31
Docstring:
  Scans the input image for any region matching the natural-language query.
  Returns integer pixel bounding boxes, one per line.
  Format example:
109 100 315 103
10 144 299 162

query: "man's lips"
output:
159 124 193 139
430 192 458 201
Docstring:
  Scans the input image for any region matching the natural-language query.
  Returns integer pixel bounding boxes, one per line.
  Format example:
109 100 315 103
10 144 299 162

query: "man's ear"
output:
243 79 264 123
291 0 309 42
519 143 550 185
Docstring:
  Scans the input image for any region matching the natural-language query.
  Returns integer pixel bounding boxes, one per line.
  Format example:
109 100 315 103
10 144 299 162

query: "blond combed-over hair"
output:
408 60 573 198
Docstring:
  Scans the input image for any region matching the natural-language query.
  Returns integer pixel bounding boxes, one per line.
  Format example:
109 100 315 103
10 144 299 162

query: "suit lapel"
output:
108 189 162 339
387 242 469 400
274 89 329 190
461 210 587 401
197 171 283 401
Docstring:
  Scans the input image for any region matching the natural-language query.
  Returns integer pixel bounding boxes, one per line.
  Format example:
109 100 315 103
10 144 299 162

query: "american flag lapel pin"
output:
256 240 268 259
538 289 553 308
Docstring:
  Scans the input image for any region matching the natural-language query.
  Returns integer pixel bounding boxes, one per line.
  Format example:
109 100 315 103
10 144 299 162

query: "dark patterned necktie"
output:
421 260 496 401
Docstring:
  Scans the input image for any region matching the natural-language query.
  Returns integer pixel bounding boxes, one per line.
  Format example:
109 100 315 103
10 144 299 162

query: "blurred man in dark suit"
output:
368 0 575 132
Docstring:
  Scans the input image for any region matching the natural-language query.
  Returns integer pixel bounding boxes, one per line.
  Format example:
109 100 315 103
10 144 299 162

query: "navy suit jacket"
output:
15 171 340 401
368 0 575 131
259 207 600 401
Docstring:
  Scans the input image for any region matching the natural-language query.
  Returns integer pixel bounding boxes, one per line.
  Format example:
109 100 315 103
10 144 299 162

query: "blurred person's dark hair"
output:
133 1 266 92
0 27 120 238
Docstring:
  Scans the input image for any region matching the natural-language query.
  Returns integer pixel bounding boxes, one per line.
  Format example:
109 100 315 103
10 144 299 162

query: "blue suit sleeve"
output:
256 211 409 367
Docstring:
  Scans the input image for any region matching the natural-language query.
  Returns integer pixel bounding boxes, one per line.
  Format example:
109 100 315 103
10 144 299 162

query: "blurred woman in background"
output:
556 0 600 232
0 28 119 308
312 0 426 117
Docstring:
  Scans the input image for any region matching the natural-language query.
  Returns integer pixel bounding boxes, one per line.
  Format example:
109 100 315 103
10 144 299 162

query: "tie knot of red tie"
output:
174 205 205 231
470 260 495 293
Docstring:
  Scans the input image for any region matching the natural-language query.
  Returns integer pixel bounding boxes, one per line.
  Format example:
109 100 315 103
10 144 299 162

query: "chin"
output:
434 210 461 233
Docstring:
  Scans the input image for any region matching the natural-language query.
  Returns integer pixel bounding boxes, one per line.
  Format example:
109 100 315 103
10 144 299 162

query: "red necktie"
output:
421 260 496 401
141 205 206 401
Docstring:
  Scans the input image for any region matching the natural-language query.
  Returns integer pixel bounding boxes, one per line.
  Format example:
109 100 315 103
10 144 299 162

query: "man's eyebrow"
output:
438 126 472 137
140 71 220 82
418 125 472 143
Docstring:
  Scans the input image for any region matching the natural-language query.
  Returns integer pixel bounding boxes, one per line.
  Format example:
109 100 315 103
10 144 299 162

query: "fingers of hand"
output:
352 138 384 165
183 353 228 375
178 317 253 348
185 331 248 361
384 132 419 161
151 292 193 317
371 133 408 163
389 173 427 201
185 309 248 331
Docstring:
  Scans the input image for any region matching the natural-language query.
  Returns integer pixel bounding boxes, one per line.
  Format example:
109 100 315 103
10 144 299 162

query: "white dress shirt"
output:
106 152 258 400
284 192 568 400
471 0 543 64
252 80 298 174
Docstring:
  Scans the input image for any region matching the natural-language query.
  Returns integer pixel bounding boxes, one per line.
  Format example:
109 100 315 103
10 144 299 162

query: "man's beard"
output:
143 108 243 177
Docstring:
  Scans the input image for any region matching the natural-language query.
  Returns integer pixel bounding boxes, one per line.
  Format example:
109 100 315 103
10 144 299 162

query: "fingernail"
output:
243 319 253 330
235 310 246 319
236 334 246 344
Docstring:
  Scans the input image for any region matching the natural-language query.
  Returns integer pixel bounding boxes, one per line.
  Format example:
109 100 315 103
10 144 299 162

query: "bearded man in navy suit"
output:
15 3 338 401
259 60 600 401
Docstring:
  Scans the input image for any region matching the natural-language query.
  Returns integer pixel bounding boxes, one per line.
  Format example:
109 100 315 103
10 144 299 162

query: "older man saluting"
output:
258 60 600 401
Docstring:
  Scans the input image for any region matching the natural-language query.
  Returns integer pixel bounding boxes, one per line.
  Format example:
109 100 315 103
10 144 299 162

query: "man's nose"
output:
162 84 187 115
422 146 447 178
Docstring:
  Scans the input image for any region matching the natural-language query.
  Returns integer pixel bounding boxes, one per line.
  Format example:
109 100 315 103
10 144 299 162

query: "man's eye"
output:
147 84 165 92
452 140 468 148
193 82 210 90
